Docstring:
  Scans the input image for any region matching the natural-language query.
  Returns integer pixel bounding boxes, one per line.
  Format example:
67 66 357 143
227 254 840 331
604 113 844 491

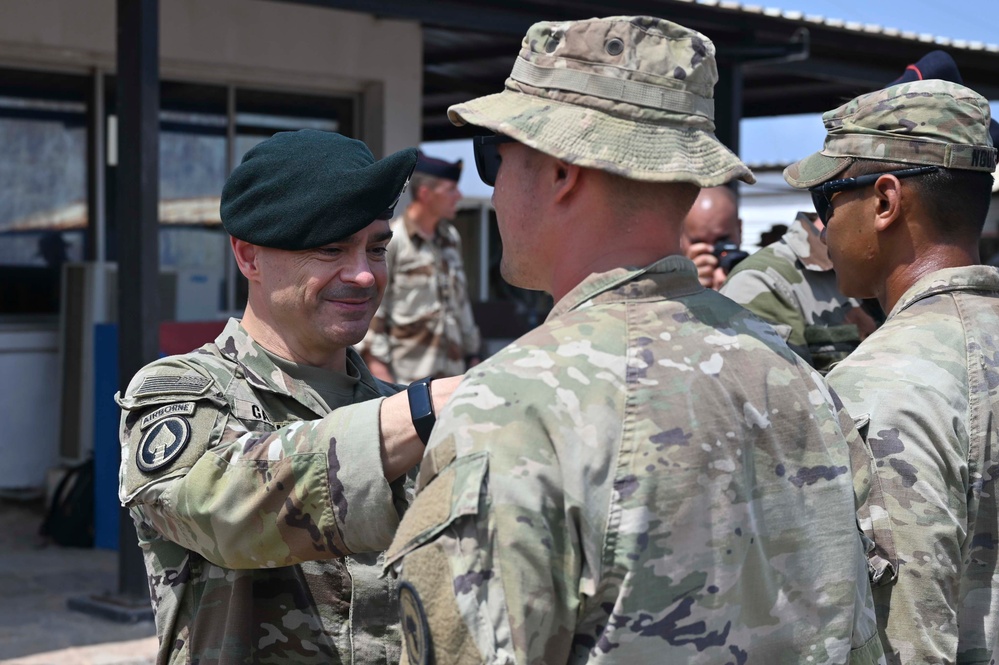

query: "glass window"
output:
0 70 88 315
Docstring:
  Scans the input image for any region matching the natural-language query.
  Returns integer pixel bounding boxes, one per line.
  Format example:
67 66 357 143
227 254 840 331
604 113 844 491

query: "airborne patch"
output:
137 416 192 473
134 375 211 397
139 402 196 430
399 582 432 665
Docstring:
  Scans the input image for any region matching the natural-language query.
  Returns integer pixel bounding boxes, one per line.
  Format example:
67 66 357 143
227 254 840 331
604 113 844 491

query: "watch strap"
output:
407 376 436 446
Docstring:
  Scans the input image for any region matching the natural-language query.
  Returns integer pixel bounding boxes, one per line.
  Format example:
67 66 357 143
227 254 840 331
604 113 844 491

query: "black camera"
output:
712 241 749 272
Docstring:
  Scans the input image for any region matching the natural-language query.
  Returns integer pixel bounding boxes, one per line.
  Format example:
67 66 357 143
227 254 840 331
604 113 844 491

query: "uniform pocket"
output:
385 452 489 565
853 413 899 587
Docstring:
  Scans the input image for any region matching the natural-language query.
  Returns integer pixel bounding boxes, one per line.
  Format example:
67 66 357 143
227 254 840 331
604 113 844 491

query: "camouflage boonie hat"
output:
784 79 998 188
448 16 755 186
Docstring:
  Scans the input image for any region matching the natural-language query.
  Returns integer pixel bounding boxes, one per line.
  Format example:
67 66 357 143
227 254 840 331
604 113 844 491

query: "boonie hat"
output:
784 79 998 188
221 130 417 250
415 151 463 182
448 16 755 187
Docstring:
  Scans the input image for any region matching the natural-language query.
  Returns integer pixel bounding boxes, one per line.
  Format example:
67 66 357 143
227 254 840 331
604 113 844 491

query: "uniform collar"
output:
547 255 702 321
783 212 834 272
214 318 386 409
888 265 999 320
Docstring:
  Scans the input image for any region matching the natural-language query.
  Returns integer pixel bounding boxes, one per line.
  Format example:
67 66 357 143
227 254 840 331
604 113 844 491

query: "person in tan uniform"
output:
359 151 482 383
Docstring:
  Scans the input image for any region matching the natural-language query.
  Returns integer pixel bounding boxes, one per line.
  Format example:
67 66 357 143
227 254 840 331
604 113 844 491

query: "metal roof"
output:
281 0 999 142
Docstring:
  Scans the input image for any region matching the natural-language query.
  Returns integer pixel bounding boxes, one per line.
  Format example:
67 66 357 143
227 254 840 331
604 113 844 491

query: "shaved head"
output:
681 186 741 250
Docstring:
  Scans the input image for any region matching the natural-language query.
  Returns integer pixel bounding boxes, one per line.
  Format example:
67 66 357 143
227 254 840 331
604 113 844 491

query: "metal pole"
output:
225 85 237 313
714 63 743 159
478 203 490 302
115 0 159 603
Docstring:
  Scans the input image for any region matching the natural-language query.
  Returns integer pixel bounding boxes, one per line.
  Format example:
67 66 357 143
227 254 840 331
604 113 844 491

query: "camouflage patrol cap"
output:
447 16 755 186
784 79 998 188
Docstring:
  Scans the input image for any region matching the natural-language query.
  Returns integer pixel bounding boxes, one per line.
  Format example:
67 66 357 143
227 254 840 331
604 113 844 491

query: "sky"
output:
424 0 999 199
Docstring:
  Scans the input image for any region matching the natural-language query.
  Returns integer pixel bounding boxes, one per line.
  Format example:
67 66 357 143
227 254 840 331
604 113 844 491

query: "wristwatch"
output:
407 376 436 446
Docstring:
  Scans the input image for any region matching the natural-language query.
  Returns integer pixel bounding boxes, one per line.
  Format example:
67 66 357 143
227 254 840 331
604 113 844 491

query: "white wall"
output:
0 0 423 155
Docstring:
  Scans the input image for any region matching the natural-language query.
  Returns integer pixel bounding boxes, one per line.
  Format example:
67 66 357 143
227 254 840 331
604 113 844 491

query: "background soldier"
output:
117 130 458 664
784 79 999 664
385 16 884 665
359 151 481 383
680 184 745 289
721 211 877 373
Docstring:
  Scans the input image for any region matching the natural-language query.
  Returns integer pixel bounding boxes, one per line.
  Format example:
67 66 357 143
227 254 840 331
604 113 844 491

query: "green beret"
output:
220 130 417 250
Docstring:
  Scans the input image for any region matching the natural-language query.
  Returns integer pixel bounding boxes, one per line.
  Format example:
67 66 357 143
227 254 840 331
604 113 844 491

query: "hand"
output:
685 242 727 290
377 375 464 481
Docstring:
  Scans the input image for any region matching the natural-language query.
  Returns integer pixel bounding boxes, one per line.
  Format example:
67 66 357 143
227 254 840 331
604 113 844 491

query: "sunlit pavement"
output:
0 499 156 664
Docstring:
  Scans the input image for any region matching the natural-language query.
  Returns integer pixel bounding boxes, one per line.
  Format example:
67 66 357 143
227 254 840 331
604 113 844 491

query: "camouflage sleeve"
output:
828 353 968 663
118 362 399 568
720 266 812 365
357 240 397 363
385 376 585 665
358 301 392 364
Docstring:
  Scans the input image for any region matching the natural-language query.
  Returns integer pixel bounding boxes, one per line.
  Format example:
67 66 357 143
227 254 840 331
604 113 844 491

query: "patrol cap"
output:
888 50 999 191
447 16 755 187
220 130 417 250
415 150 462 182
784 79 998 189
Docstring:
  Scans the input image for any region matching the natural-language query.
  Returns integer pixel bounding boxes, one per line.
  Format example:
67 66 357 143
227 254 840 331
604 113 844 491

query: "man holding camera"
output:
680 184 746 289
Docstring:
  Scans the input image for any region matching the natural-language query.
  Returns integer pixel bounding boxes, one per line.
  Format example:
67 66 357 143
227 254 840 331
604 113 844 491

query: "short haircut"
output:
410 172 445 199
846 159 993 239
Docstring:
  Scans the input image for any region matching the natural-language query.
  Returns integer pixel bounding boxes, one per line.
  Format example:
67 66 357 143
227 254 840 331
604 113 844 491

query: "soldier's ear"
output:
230 237 262 281
872 175 902 233
551 159 581 205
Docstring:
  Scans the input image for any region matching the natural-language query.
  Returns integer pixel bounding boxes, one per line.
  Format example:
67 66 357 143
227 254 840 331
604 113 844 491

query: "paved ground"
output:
0 498 157 664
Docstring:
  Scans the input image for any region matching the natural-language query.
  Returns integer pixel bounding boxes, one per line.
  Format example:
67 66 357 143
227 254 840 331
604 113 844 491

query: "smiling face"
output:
252 220 392 359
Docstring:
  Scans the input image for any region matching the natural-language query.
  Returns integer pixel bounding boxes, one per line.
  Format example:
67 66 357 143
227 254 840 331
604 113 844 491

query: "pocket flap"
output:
386 452 488 564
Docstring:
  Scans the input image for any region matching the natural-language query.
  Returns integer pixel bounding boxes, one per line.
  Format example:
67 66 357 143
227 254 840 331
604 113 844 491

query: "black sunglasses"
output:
472 134 517 186
809 165 937 224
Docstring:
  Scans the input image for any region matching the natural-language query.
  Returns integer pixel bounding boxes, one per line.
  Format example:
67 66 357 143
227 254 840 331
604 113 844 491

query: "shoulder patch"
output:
137 416 192 473
399 581 432 665
139 402 196 430
134 375 211 398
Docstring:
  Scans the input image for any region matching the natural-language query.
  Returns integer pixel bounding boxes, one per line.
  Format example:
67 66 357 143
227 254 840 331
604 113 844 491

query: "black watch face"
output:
408 381 434 419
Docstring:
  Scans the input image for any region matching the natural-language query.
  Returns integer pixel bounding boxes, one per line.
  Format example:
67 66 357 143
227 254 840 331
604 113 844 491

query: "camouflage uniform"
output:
387 257 883 664
358 215 481 383
781 78 999 664
720 212 868 373
826 267 999 664
117 318 412 665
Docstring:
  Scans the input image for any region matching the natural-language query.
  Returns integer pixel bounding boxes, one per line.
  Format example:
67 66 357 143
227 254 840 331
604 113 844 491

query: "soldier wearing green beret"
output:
385 16 884 665
116 130 462 664
784 80 999 664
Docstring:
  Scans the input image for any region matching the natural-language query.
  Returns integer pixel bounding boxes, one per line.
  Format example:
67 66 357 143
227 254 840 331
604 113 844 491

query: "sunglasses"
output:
472 134 517 186
809 165 937 224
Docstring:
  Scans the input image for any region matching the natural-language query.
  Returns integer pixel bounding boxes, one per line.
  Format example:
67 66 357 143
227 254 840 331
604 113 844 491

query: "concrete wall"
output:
0 0 423 155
